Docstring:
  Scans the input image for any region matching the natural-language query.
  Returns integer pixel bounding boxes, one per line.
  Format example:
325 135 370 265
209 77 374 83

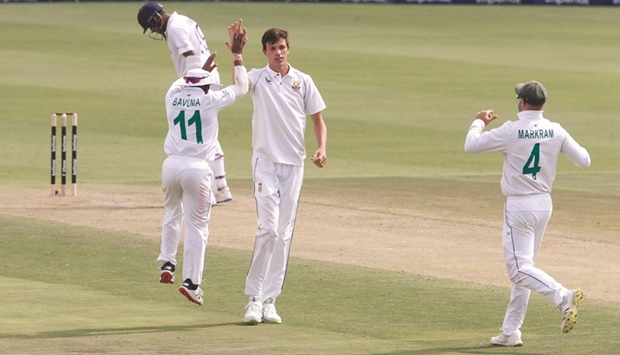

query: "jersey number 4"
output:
174 110 203 144
522 143 541 180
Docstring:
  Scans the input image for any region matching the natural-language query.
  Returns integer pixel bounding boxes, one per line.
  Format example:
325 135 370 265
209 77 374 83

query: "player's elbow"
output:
575 150 591 168
464 140 480 154
231 67 249 97
579 156 591 169
230 84 248 98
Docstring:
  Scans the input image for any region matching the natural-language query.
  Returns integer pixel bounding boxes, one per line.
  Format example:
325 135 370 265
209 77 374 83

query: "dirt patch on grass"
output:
1 183 617 304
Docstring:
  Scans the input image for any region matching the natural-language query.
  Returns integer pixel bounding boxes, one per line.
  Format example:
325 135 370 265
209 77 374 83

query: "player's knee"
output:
505 264 520 283
257 224 278 240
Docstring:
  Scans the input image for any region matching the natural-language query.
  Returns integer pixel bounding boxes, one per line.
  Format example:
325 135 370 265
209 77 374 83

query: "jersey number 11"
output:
174 110 203 144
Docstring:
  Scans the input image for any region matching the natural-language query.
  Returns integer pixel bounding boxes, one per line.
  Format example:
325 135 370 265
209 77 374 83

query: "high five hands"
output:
201 19 248 73
226 19 248 55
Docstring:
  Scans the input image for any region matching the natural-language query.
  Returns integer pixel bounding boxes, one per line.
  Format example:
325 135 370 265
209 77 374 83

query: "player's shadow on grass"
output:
0 322 240 339
370 347 537 355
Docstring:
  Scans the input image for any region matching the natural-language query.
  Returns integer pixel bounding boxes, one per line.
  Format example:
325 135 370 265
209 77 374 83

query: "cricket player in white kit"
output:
465 81 591 346
138 1 233 204
155 20 248 305
242 28 328 324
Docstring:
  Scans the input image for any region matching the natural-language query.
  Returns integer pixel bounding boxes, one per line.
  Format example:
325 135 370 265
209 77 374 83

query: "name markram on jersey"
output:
518 128 554 139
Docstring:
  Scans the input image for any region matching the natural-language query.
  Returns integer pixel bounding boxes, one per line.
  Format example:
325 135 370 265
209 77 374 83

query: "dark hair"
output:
261 28 289 51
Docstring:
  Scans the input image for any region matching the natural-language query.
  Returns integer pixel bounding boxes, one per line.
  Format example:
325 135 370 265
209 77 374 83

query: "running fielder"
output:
465 80 591 346
138 1 233 204
157 20 248 305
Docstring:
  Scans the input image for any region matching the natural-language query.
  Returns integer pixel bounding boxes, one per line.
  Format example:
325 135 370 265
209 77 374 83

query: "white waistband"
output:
506 193 550 201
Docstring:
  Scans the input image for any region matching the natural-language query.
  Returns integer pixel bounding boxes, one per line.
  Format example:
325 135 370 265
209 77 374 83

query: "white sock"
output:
216 176 228 190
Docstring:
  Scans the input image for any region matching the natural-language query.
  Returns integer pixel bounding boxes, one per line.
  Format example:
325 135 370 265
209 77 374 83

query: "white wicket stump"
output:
51 112 78 197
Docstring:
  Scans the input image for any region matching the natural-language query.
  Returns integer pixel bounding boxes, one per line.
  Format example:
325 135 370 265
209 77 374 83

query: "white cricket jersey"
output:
165 12 220 83
248 65 326 166
465 110 590 197
164 80 244 160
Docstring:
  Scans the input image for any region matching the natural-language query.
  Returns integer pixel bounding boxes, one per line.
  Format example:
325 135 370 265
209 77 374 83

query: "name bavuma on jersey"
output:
172 97 200 108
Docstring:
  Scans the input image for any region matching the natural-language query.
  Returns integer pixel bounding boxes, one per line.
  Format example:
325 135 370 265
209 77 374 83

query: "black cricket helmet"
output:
137 2 164 34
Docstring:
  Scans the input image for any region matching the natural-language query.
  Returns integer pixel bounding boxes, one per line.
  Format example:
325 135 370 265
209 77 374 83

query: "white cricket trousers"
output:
501 193 569 337
245 154 304 301
158 155 213 285
208 140 226 183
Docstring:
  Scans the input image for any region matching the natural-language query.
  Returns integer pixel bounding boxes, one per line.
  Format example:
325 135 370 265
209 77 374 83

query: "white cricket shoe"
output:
490 332 523 347
214 186 232 203
178 279 204 306
561 288 584 333
262 301 282 324
244 300 262 325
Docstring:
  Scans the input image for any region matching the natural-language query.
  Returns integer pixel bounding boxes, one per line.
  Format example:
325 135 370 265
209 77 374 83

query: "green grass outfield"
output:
1 2 619 354
1 215 619 354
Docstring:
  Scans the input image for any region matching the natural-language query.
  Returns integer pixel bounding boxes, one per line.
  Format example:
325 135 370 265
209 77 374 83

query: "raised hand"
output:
202 51 218 72
226 19 248 55
475 110 499 127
